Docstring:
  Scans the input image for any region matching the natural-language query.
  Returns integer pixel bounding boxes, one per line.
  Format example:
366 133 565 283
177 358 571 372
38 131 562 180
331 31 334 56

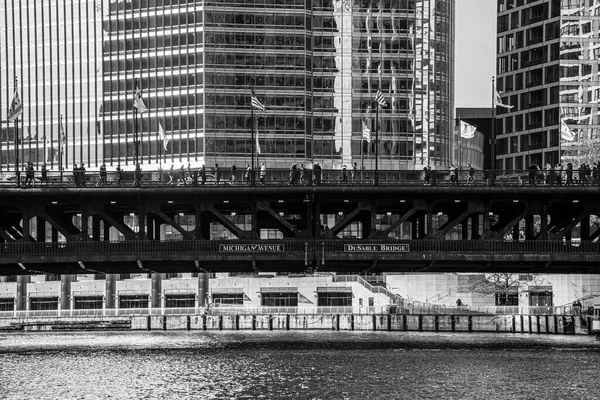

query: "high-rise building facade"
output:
1 0 454 172
496 0 600 171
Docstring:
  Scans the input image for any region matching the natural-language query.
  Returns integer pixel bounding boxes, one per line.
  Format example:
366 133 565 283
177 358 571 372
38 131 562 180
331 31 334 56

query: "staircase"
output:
334 275 403 303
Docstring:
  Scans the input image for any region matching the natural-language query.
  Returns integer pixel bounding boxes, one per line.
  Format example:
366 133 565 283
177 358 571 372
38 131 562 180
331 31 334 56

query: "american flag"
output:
251 89 266 112
374 90 387 108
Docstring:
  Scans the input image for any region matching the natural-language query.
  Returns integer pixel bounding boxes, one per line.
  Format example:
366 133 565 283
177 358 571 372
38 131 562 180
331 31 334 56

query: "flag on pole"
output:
459 120 477 139
158 122 169 150
255 119 261 154
494 90 514 109
59 116 66 149
251 89 266 112
374 89 387 107
362 117 372 143
560 119 575 141
7 84 23 122
133 82 148 113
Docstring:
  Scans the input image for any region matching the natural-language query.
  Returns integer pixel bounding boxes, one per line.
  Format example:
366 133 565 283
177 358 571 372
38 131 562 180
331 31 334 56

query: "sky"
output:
455 0 497 109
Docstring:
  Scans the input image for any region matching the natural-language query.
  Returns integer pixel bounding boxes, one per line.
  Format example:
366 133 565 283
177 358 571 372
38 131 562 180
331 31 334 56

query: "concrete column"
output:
197 273 209 307
60 274 74 310
151 273 162 309
105 274 117 309
15 275 29 312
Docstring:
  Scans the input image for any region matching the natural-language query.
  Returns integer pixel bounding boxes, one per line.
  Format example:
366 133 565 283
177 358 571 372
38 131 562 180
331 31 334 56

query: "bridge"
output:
0 168 599 275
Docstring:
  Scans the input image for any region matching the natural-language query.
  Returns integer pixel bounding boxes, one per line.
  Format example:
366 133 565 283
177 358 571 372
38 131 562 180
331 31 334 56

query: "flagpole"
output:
375 101 379 186
159 131 162 173
14 77 20 187
251 87 255 186
59 114 63 181
491 77 496 185
457 114 461 169
15 117 19 187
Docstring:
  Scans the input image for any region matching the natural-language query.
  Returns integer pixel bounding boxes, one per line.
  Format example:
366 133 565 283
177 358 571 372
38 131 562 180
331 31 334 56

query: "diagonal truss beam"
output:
321 202 370 239
202 203 252 239
371 200 428 239
146 204 194 240
256 201 304 238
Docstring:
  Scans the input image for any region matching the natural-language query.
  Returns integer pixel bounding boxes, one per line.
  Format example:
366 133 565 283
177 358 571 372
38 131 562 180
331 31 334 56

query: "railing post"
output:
372 314 377 331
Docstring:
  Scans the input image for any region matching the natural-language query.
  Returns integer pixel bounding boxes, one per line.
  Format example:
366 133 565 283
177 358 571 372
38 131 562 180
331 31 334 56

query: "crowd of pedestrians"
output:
9 161 600 188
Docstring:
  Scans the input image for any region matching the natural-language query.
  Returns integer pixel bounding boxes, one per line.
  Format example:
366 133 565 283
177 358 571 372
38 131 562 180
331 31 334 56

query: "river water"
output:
0 331 598 399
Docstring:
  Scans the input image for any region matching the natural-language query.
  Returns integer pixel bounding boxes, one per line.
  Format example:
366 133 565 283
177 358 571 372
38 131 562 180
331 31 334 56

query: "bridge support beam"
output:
92 216 101 241
151 273 162 309
105 274 117 310
36 217 45 242
60 274 74 311
16 275 29 311
197 273 209 308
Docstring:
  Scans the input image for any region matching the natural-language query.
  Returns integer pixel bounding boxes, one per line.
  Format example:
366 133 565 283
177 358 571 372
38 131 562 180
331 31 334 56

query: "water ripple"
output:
0 331 598 399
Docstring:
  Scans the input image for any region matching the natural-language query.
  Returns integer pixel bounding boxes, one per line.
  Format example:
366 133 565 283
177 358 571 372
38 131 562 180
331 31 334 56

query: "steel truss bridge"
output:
0 169 599 275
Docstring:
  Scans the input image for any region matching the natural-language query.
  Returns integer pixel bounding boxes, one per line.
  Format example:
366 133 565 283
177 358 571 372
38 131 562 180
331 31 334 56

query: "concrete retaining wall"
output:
0 314 594 336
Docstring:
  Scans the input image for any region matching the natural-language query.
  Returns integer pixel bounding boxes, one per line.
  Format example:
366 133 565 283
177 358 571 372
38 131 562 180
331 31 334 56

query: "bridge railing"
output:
2 168 598 188
1 239 598 257
320 239 600 254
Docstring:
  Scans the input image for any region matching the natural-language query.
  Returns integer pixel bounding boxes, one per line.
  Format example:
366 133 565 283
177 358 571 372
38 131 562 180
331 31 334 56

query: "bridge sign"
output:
219 244 285 253
344 244 409 253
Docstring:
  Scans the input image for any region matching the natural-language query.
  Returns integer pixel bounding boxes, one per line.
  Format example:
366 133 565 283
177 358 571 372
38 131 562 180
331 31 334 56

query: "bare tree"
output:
469 273 550 305
561 136 600 167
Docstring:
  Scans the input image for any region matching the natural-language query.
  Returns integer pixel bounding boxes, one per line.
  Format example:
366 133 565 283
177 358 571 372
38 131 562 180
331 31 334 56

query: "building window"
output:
212 293 244 306
317 292 352 307
165 294 196 308
119 295 149 309
529 291 553 307
0 298 14 311
74 296 103 309
30 297 59 311
495 293 519 306
261 292 298 307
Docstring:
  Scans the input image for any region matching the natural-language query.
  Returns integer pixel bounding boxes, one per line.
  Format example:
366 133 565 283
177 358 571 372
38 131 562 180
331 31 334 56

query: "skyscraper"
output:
1 0 454 171
496 0 600 170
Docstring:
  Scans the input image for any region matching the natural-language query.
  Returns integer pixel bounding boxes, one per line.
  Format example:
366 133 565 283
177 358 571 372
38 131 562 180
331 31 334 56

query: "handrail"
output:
334 275 403 302
1 168 598 189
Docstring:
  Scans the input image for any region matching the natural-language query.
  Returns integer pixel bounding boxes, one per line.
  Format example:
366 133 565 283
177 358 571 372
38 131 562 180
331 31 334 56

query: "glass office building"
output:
496 0 600 170
1 0 454 171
